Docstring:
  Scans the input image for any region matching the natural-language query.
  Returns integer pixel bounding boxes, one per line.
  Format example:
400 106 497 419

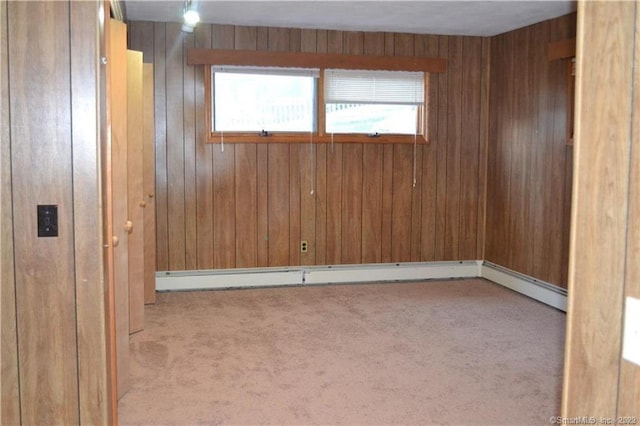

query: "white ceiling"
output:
124 0 576 37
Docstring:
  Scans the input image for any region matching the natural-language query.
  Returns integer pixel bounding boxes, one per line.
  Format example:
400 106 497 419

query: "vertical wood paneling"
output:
361 145 383 263
300 30 318 265
269 27 290 51
410 145 423 262
530 21 549 278
315 144 328 265
486 29 513 270
257 143 269 267
420 35 439 261
256 27 269 267
459 37 481 260
549 18 572 286
194 25 213 269
289 144 301 266
434 36 449 261
128 20 154 63
341 32 364 264
165 23 186 270
235 144 258 267
618 6 640 414
235 26 257 50
476 37 490 259
380 144 394 263
183 32 198 270
1 0 20 422
300 142 317 265
486 14 575 287
444 36 462 260
4 2 109 422
391 145 414 262
10 2 79 421
341 144 363 263
153 22 169 270
361 32 385 264
326 142 343 264
507 27 530 273
130 21 491 272
268 144 290 266
213 144 236 268
70 2 109 421
562 1 635 416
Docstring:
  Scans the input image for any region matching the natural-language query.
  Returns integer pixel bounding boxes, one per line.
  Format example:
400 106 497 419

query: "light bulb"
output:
183 9 200 26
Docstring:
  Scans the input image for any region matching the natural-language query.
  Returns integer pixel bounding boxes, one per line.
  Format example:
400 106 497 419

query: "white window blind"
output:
324 69 424 105
212 65 319 78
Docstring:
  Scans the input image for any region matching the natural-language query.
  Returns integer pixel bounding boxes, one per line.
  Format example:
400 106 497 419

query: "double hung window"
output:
207 65 427 143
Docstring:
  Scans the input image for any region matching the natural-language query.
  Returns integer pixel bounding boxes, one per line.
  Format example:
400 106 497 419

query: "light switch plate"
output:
623 296 640 366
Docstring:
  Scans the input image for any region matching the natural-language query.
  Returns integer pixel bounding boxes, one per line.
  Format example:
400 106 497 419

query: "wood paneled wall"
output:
2 1 108 423
128 22 490 271
485 14 576 287
563 0 640 417
1 0 20 423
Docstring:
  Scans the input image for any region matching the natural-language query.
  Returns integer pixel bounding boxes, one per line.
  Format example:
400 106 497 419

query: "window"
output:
206 64 429 144
324 69 425 135
211 66 318 133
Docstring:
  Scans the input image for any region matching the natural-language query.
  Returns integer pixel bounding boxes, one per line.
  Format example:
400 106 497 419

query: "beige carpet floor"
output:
118 278 565 425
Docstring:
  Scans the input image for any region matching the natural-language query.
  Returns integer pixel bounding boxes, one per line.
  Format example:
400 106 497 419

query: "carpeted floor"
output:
118 279 565 425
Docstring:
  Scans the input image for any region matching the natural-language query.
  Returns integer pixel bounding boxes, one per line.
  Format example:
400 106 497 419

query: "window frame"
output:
202 52 436 145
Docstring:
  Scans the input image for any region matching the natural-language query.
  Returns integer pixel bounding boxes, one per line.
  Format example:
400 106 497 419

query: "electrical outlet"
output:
37 205 58 237
623 296 640 367
300 240 308 253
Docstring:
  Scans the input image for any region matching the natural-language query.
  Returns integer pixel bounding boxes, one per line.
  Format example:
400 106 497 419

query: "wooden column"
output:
562 0 640 417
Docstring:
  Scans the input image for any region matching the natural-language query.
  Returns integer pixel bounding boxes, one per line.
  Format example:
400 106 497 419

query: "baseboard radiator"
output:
156 260 567 312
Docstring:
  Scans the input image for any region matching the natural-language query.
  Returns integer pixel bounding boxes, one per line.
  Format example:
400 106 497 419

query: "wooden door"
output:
109 17 130 399
143 62 157 304
127 50 145 333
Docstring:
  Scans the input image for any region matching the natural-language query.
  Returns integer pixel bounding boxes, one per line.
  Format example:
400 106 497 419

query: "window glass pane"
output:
325 104 419 134
213 72 316 132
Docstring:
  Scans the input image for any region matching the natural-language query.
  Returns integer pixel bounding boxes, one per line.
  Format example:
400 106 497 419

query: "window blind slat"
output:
212 65 320 78
324 69 424 105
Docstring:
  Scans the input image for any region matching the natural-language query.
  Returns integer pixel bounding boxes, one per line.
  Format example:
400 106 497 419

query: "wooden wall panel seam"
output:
1 0 22 422
126 19 575 281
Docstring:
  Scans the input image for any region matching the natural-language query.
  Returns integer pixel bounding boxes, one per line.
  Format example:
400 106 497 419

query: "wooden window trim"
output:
204 66 431 145
188 48 447 73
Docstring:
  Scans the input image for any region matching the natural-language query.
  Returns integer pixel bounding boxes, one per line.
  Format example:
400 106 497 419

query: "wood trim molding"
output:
187 48 448 73
548 37 576 61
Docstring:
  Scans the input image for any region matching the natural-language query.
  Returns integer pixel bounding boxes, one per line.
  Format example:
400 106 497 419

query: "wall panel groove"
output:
129 21 489 271
486 14 575 287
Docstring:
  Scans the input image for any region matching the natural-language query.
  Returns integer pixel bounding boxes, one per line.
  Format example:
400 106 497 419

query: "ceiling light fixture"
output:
182 0 200 33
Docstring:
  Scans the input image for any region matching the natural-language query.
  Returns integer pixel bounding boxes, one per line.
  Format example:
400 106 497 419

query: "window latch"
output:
259 130 272 137
367 132 380 138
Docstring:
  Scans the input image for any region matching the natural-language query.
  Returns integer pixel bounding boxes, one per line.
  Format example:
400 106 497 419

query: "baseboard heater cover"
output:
155 260 567 312
156 261 480 291
480 261 567 312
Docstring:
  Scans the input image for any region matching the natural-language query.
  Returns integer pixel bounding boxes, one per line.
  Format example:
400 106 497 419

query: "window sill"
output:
206 133 429 145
